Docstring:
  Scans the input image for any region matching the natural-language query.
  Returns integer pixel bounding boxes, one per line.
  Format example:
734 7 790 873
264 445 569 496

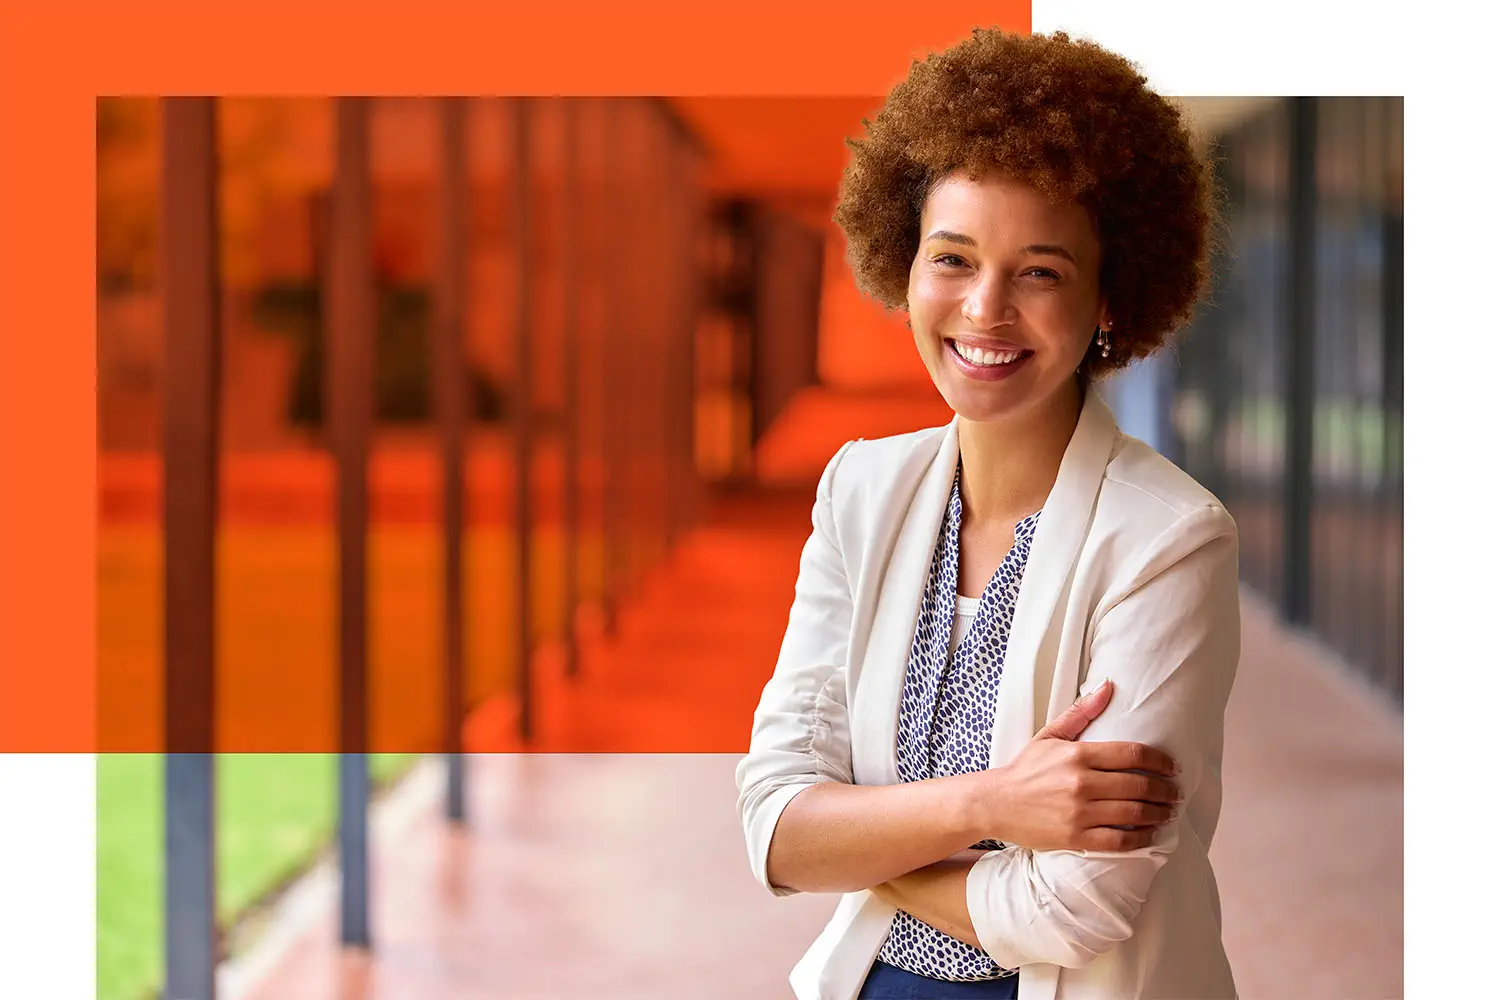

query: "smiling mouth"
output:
945 339 1033 368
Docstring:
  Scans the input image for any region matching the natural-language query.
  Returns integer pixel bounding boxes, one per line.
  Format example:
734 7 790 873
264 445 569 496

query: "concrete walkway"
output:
1213 591 1403 1000
224 389 1403 1000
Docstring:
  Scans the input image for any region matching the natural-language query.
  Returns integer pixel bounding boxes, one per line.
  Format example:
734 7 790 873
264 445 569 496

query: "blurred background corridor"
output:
94 94 1402 1000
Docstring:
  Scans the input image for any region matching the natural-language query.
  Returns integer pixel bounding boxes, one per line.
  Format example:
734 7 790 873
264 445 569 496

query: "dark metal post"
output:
677 139 704 534
1336 100 1360 673
650 114 673 568
160 96 221 1000
599 99 626 637
329 96 374 949
646 113 666 572
1351 98 1378 681
561 98 583 677
665 122 693 549
435 97 470 819
1283 97 1318 628
512 98 536 740
1380 98 1404 702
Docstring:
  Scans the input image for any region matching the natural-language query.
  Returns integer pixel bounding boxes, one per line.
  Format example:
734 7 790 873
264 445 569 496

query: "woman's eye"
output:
932 253 967 268
1023 267 1061 280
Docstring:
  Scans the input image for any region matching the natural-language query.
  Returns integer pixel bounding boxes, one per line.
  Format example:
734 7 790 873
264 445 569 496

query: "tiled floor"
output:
229 754 840 1000
226 389 1403 1000
1212 591 1403 1000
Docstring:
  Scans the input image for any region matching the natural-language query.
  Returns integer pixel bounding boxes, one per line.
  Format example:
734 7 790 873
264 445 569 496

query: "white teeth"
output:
955 343 1021 366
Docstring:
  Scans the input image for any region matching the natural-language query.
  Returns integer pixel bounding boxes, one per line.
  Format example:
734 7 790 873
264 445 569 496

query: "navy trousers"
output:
856 960 1020 999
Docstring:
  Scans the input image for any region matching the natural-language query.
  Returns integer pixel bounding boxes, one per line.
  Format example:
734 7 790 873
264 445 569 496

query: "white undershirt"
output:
950 594 981 655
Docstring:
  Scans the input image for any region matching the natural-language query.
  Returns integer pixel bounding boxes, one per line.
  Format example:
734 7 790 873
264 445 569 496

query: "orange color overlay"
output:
0 0 1028 752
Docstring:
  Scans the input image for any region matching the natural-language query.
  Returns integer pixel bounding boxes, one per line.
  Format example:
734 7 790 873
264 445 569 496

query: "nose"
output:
961 272 1017 327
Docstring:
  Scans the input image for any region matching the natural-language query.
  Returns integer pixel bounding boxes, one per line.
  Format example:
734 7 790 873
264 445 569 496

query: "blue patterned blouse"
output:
875 467 1041 982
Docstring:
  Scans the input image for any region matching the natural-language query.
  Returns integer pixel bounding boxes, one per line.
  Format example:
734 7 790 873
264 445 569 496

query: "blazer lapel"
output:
988 386 1119 767
849 419 960 787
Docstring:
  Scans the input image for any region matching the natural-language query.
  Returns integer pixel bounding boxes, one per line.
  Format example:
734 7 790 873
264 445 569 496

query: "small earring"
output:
1096 326 1112 358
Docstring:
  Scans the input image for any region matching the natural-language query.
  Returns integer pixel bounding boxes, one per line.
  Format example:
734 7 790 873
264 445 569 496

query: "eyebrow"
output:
925 229 978 247
1020 244 1078 265
924 230 1078 265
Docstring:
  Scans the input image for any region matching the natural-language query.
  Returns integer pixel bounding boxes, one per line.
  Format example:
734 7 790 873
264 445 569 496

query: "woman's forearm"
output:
871 856 983 950
765 774 987 894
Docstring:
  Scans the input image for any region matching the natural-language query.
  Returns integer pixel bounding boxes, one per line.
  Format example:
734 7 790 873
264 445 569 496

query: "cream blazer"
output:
735 386 1241 1000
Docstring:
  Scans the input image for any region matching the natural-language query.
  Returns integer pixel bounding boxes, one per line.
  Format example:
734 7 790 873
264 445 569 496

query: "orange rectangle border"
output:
0 0 1029 752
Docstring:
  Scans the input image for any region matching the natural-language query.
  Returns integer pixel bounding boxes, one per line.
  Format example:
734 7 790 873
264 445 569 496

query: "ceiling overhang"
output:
667 95 1283 225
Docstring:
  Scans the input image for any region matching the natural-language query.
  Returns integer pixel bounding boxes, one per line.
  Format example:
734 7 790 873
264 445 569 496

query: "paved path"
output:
227 388 1403 1000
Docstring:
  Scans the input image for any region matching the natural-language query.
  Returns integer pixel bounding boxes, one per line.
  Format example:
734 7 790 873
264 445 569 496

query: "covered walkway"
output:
223 387 1403 1000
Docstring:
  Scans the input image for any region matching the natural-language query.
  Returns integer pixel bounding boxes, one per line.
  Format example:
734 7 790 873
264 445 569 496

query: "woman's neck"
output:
956 377 1086 525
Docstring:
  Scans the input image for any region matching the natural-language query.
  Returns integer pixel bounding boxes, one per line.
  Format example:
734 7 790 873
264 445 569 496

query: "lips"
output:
946 335 1029 354
944 337 1033 382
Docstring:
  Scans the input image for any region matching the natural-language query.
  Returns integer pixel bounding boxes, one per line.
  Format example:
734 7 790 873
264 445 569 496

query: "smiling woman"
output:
909 179 1106 422
736 29 1239 1000
834 30 1214 381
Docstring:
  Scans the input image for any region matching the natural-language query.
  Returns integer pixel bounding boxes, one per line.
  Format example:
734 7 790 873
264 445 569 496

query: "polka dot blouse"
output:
875 468 1041 983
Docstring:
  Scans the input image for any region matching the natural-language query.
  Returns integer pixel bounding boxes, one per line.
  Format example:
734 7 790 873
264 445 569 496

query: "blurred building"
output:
97 95 1405 702
1109 97 1404 707
96 92 1403 1000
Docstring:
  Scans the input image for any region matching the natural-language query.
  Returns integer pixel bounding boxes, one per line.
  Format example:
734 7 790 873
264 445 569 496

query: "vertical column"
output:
1352 97 1378 682
561 98 583 676
1379 97 1404 703
1283 97 1318 628
664 115 696 547
160 96 221 1000
621 101 641 600
599 99 626 636
328 97 374 949
435 97 470 819
1203 145 1236 510
678 139 705 531
643 109 668 571
579 100 607 637
512 97 536 740
1319 99 1345 664
618 100 640 591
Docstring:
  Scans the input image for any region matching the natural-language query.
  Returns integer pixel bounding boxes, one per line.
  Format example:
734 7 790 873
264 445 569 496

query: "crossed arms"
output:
734 465 1240 969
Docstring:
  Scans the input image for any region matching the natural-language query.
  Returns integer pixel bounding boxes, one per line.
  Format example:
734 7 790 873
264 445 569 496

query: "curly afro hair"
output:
833 29 1217 378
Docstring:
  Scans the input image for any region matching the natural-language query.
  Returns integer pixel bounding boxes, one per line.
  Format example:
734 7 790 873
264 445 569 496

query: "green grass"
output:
97 752 417 1000
1232 395 1403 476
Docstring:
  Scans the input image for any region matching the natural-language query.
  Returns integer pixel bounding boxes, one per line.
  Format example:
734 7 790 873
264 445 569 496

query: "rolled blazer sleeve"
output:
735 440 859 897
967 503 1241 969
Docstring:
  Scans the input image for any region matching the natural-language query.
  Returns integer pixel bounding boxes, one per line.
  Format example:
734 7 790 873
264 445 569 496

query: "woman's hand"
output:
965 680 1182 852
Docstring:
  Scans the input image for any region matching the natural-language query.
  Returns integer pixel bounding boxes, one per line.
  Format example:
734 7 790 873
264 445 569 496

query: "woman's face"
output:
907 171 1108 425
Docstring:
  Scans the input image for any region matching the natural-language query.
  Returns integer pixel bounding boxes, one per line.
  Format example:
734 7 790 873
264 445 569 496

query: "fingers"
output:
1077 826 1157 852
1035 679 1114 741
1090 770 1180 806
1086 799 1176 829
1079 740 1178 778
